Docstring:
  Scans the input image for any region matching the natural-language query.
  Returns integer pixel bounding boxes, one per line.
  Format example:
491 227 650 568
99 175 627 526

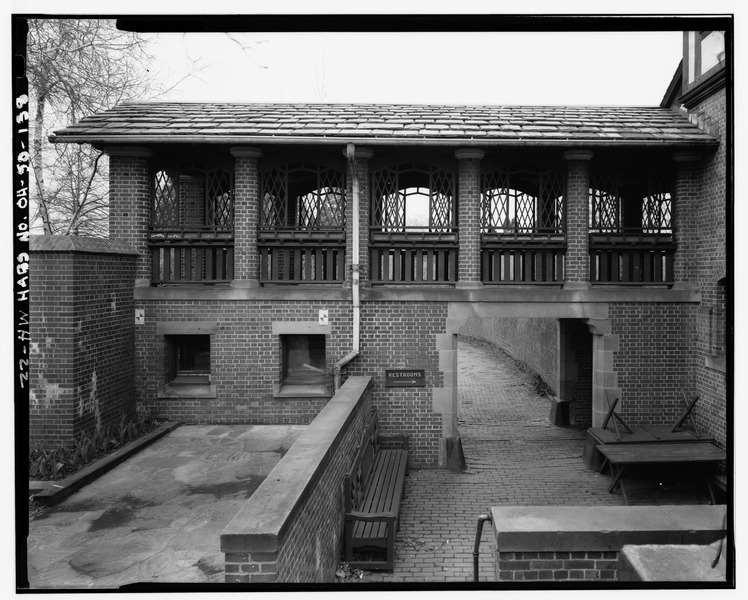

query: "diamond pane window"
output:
590 170 673 234
642 174 673 234
151 162 234 231
153 170 178 228
481 165 565 234
371 163 455 232
589 172 621 233
259 162 346 230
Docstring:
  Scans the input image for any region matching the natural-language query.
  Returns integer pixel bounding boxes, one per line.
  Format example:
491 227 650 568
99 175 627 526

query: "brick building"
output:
41 30 728 468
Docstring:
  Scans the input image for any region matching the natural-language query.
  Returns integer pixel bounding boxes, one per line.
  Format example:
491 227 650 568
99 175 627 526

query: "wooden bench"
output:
344 408 408 570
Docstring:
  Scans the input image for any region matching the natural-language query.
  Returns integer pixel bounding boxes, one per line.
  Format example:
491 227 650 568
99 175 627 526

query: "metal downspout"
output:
334 143 361 389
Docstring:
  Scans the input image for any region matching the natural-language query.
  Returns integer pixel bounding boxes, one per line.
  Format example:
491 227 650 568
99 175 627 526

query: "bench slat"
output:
354 450 407 544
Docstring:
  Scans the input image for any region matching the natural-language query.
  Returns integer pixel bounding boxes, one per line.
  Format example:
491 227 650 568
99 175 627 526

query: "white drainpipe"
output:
334 143 361 389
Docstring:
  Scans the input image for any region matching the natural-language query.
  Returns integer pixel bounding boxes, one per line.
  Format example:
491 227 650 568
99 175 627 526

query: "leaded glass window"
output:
371 163 455 232
481 165 565 234
260 162 346 230
151 162 234 231
590 171 673 234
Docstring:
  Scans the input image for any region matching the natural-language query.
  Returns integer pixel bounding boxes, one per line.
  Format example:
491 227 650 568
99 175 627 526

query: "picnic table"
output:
583 390 714 471
597 441 726 505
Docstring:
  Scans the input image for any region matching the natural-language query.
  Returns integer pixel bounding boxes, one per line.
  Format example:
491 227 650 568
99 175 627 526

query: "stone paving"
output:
26 424 305 589
363 336 711 583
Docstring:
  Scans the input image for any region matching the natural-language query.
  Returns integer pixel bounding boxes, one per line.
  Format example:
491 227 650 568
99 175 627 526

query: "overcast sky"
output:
148 30 684 106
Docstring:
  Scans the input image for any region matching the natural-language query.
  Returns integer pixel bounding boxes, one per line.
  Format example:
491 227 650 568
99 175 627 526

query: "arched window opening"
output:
589 171 673 235
260 162 346 231
151 162 234 234
481 165 565 235
372 164 455 233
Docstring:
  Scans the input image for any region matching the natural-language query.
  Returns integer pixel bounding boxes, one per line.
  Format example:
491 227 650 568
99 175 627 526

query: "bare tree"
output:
26 19 155 236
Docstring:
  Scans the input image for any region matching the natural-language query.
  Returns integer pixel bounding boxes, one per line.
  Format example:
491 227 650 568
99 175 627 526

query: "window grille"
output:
371 163 455 232
260 162 346 230
151 162 234 231
481 165 565 235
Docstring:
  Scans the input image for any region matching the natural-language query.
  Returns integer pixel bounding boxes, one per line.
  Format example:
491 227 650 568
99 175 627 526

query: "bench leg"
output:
608 464 629 504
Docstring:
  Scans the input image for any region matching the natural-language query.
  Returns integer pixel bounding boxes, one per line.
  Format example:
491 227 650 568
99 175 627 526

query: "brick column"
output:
563 150 594 289
455 148 485 287
231 146 263 286
106 146 152 286
344 147 373 286
672 152 702 287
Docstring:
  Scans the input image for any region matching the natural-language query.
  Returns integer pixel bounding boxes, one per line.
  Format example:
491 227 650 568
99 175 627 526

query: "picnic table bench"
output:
583 390 714 471
597 441 726 505
344 408 409 570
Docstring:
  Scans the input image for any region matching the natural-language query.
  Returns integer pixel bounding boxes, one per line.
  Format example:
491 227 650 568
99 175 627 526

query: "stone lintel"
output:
563 149 594 162
672 151 702 163
454 148 485 161
230 146 263 159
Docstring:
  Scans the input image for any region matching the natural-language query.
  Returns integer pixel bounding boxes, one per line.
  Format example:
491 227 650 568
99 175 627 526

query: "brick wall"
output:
29 236 138 448
222 376 373 583
608 302 697 427
136 298 446 466
492 505 725 583
691 87 728 450
497 550 617 582
352 301 446 466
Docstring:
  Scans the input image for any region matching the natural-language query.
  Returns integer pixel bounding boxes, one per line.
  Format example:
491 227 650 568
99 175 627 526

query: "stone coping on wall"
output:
618 541 727 582
30 234 139 255
135 284 701 304
492 505 726 552
220 375 372 554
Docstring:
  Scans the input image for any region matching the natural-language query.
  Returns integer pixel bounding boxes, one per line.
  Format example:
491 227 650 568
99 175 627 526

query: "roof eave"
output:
48 134 720 149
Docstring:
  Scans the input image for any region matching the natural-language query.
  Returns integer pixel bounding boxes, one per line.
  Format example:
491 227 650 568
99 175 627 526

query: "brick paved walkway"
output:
363 336 710 583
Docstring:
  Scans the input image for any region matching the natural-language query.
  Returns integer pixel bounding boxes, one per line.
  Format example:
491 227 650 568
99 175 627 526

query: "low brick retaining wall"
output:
220 376 373 583
492 505 726 582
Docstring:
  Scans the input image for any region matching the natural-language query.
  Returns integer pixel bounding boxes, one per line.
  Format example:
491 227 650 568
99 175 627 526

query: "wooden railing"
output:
258 229 346 284
589 231 675 285
369 228 458 285
149 228 233 284
481 232 565 285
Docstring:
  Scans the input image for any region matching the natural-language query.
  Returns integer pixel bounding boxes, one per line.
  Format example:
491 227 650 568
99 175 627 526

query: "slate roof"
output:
49 102 718 148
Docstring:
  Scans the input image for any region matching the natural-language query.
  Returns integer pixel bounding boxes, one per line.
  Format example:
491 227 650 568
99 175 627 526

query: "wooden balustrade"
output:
481 233 565 284
589 232 675 285
258 229 346 284
149 239 234 284
369 229 458 284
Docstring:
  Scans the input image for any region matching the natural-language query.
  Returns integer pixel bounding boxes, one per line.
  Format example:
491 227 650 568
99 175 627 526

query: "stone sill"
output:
272 383 331 399
158 383 217 399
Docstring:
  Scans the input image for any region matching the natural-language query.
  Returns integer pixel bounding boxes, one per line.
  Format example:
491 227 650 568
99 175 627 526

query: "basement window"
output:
275 334 330 397
160 334 216 398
